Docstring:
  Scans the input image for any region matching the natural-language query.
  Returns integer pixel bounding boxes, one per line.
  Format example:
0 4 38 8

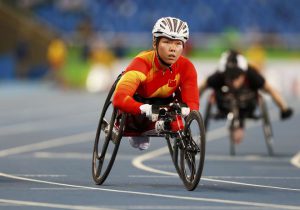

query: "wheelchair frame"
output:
92 74 206 191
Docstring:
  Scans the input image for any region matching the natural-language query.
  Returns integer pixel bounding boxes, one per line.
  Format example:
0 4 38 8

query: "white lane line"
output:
132 107 300 191
33 152 136 160
0 172 300 210
129 175 300 180
0 131 94 157
30 188 87 190
0 100 97 120
0 111 95 136
205 155 289 162
132 147 176 177
204 176 300 180
93 206 277 210
99 207 269 210
0 199 115 210
33 152 91 159
14 174 67 178
132 146 300 192
291 151 300 168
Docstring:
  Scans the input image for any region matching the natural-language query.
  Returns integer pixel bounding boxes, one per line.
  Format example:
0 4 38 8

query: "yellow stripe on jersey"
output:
116 70 147 90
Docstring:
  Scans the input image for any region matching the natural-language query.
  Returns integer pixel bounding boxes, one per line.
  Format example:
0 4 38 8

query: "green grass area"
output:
60 47 91 88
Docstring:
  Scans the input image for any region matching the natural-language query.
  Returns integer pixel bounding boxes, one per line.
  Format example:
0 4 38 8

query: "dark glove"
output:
281 108 293 120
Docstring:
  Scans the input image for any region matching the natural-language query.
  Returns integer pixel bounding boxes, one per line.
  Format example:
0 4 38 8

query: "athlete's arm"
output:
112 58 147 115
263 82 288 111
179 60 199 110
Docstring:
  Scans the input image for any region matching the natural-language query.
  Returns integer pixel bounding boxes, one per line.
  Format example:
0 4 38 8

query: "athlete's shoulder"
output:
125 50 154 74
178 55 192 62
135 50 155 61
247 64 259 72
177 55 195 68
246 64 263 78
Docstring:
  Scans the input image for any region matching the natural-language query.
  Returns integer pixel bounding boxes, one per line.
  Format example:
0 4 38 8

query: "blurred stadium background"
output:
0 0 300 95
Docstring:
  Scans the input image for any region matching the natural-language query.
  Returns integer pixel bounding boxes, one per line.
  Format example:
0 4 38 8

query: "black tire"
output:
166 135 182 179
92 74 125 185
203 96 213 131
259 95 274 156
92 104 125 185
180 111 206 191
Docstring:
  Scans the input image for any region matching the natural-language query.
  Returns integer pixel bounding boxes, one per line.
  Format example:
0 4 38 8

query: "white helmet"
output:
152 17 189 43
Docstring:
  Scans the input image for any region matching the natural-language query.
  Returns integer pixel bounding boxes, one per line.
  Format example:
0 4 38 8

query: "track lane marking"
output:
132 109 300 192
0 198 115 210
0 112 95 136
0 131 94 157
0 172 300 210
132 146 300 192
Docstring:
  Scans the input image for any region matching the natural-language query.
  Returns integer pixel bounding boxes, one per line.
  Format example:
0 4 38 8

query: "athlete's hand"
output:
181 107 190 117
281 107 293 120
140 104 158 121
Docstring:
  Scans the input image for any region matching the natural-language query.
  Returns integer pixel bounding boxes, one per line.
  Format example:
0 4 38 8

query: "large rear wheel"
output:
92 102 125 185
92 74 125 185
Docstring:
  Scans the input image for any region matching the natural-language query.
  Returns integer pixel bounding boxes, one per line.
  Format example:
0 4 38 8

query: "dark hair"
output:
224 66 244 81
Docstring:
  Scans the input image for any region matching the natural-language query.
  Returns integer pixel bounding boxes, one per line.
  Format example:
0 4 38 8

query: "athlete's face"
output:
154 37 184 66
229 74 245 89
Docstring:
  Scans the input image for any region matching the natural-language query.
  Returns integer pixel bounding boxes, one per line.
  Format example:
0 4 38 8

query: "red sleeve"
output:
112 58 147 115
179 59 200 110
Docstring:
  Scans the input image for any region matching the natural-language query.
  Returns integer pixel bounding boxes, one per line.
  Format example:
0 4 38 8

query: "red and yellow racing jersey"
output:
113 50 199 115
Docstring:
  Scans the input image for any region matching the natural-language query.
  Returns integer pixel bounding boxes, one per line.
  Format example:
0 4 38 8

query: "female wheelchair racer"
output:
92 73 206 191
92 17 206 191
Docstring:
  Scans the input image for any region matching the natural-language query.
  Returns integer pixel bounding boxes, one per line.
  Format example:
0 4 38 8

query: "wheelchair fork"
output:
176 131 200 153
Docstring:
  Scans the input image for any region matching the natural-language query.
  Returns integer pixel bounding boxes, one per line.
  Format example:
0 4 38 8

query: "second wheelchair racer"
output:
199 49 293 144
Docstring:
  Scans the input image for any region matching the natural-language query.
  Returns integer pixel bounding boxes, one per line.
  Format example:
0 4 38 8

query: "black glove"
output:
281 108 293 120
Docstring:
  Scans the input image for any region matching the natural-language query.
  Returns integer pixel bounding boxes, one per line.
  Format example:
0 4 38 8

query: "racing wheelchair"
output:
92 74 206 191
203 87 274 156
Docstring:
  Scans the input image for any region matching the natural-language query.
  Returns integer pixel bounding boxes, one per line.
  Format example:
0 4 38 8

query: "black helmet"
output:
219 49 248 72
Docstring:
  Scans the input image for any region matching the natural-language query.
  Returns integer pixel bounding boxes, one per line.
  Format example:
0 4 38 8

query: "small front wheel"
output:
180 111 206 191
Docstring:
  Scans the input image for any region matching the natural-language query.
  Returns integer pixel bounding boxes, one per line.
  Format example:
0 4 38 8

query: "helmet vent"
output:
152 17 189 43
160 24 166 29
166 18 173 31
177 21 183 32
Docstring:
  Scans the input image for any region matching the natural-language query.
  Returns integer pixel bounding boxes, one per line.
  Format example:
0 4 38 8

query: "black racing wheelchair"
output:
92 74 206 191
203 86 274 156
